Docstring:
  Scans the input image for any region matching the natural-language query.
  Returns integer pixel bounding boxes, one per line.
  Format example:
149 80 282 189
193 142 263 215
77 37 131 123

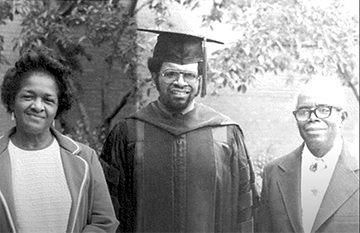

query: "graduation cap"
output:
138 28 223 97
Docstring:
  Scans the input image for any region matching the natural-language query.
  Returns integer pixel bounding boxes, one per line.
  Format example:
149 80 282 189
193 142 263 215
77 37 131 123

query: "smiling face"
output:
155 62 200 113
13 72 59 137
295 91 346 151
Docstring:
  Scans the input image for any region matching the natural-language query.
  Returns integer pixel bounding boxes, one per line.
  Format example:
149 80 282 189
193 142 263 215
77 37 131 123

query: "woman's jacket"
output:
0 127 119 232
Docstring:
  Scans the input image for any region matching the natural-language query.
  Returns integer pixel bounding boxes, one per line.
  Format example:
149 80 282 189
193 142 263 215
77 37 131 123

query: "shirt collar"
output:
302 136 343 169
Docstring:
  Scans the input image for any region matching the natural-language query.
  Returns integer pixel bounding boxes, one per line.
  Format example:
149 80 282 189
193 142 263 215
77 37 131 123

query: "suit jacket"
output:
257 140 359 233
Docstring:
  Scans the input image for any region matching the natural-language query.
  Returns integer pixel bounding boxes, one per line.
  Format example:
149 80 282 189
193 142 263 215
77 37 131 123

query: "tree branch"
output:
337 62 359 102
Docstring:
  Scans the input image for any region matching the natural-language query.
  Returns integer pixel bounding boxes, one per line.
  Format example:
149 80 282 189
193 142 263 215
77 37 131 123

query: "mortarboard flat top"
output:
138 28 223 65
137 28 224 44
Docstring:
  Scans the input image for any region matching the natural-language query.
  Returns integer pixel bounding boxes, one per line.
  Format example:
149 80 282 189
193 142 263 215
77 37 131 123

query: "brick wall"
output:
0 15 21 133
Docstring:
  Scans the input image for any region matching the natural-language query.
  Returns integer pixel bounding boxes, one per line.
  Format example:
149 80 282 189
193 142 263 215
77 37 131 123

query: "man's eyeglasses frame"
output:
292 105 342 122
160 70 200 84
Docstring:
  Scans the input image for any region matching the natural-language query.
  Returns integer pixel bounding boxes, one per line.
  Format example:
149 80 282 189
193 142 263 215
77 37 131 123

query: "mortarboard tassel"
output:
201 37 207 97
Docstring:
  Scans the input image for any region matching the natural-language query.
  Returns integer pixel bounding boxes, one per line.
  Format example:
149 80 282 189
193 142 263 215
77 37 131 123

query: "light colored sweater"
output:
9 139 72 233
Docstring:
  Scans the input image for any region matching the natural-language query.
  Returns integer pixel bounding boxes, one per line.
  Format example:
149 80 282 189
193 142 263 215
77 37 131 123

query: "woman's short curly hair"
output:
1 45 74 118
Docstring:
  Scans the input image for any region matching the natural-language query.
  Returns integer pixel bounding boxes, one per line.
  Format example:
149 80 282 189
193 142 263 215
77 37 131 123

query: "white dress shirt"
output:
301 136 342 233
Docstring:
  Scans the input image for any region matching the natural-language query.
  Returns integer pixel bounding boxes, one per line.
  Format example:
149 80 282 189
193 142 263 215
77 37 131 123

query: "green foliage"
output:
252 144 277 189
204 0 359 99
11 0 87 72
140 0 358 100
2 0 358 173
63 120 105 155
0 0 13 67
2 0 139 149
253 145 276 178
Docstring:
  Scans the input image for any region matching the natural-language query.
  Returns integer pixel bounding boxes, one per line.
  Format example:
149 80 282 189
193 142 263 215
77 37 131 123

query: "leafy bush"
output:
252 145 277 190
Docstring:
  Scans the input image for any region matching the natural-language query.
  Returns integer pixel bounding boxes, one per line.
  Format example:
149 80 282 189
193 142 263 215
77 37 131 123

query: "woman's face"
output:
13 72 59 136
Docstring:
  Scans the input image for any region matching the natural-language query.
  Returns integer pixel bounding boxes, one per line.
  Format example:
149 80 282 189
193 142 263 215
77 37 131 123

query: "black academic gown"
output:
100 102 259 233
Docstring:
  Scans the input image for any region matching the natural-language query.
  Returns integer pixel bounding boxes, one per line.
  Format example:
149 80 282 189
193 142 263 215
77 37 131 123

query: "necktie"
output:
309 158 327 172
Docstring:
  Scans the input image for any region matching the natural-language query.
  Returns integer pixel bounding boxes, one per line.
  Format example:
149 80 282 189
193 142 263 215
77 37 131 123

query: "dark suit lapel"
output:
277 144 304 233
312 143 359 232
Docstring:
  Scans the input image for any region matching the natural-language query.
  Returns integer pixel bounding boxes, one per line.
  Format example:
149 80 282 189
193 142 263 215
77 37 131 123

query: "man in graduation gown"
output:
100 27 259 233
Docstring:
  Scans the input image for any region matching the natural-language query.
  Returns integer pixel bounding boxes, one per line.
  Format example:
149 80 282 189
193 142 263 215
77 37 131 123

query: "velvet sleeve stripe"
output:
239 191 253 211
239 218 254 233
239 164 251 184
134 120 145 229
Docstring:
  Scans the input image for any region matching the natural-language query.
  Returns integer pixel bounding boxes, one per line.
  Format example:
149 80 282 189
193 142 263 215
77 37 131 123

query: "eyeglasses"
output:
160 70 199 83
293 105 342 122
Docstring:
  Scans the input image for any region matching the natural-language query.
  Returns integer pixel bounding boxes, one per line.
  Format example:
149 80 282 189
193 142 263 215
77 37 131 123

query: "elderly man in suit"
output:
257 76 359 233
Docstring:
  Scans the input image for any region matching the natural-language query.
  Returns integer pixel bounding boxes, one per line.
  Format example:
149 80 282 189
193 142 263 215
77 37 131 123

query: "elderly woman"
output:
0 46 119 232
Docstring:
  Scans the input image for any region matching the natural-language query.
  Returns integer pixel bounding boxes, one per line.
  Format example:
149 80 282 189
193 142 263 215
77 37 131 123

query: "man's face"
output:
155 62 200 112
295 93 346 148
